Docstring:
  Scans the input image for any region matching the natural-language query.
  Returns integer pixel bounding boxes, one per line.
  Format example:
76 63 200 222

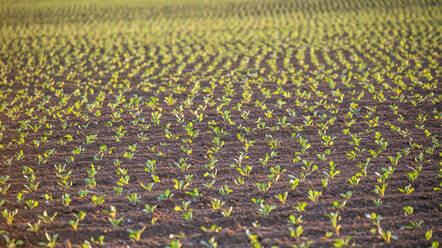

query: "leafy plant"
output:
2 209 18 225
2 234 24 248
307 190 322 202
38 233 58 247
126 193 140 205
127 226 146 242
258 203 276 215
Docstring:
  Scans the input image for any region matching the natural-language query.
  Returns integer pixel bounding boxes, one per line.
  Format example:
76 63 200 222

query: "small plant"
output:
373 198 383 207
90 235 105 246
246 230 262 247
200 237 218 248
109 217 123 227
127 226 146 242
294 202 308 212
91 195 105 205
175 201 193 221
38 233 59 247
218 185 233 196
38 211 57 223
211 199 225 210
201 224 222 233
258 203 276 215
166 239 182 248
2 209 18 225
325 211 341 236
288 214 303 225
289 225 304 239
398 184 415 195
174 157 191 172
143 204 157 213
140 182 154 192
275 191 288 204
333 236 353 248
425 229 433 240
289 176 300 190
221 207 233 217
403 206 413 216
78 189 88 198
2 234 24 248
401 220 423 230
348 176 360 185
366 213 397 243
373 183 387 197
268 165 286 182
307 190 322 202
126 193 140 205
62 193 71 207
69 211 86 231
26 220 41 232
25 199 39 209
173 179 190 190
185 188 199 199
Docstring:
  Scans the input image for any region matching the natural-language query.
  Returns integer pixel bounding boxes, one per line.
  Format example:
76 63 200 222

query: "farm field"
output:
0 0 441 247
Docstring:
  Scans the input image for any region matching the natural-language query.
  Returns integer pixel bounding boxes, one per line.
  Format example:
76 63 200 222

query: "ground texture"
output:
0 0 441 247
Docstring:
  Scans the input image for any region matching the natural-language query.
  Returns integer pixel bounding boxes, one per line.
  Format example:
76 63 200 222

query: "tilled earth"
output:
0 0 441 247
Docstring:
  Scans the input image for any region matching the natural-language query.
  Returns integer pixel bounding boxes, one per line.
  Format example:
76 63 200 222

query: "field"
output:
0 0 441 247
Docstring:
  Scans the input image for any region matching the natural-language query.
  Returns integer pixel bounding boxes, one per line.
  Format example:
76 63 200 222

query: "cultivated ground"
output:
0 0 441 247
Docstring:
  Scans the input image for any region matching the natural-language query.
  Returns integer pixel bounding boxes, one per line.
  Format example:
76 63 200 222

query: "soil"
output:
0 72 441 247
0 1 441 247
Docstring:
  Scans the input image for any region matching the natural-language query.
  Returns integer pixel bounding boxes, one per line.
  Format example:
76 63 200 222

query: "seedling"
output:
26 220 41 232
221 207 233 217
62 193 71 206
2 209 18 225
157 189 174 201
201 224 222 233
398 184 415 195
126 193 140 205
91 195 105 205
200 237 218 248
218 185 233 196
78 189 88 198
25 199 39 209
366 213 397 243
288 215 303 225
425 229 433 240
373 183 387 197
246 230 262 247
38 233 58 247
275 191 288 204
173 179 190 190
69 211 86 230
109 217 123 227
127 226 146 242
294 202 308 212
333 236 353 248
401 220 423 230
185 188 199 199
2 234 24 248
143 204 157 213
268 165 286 182
140 182 154 192
258 203 276 215
38 211 57 223
289 225 304 239
325 211 341 235
211 199 225 210
289 176 300 190
308 190 322 202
